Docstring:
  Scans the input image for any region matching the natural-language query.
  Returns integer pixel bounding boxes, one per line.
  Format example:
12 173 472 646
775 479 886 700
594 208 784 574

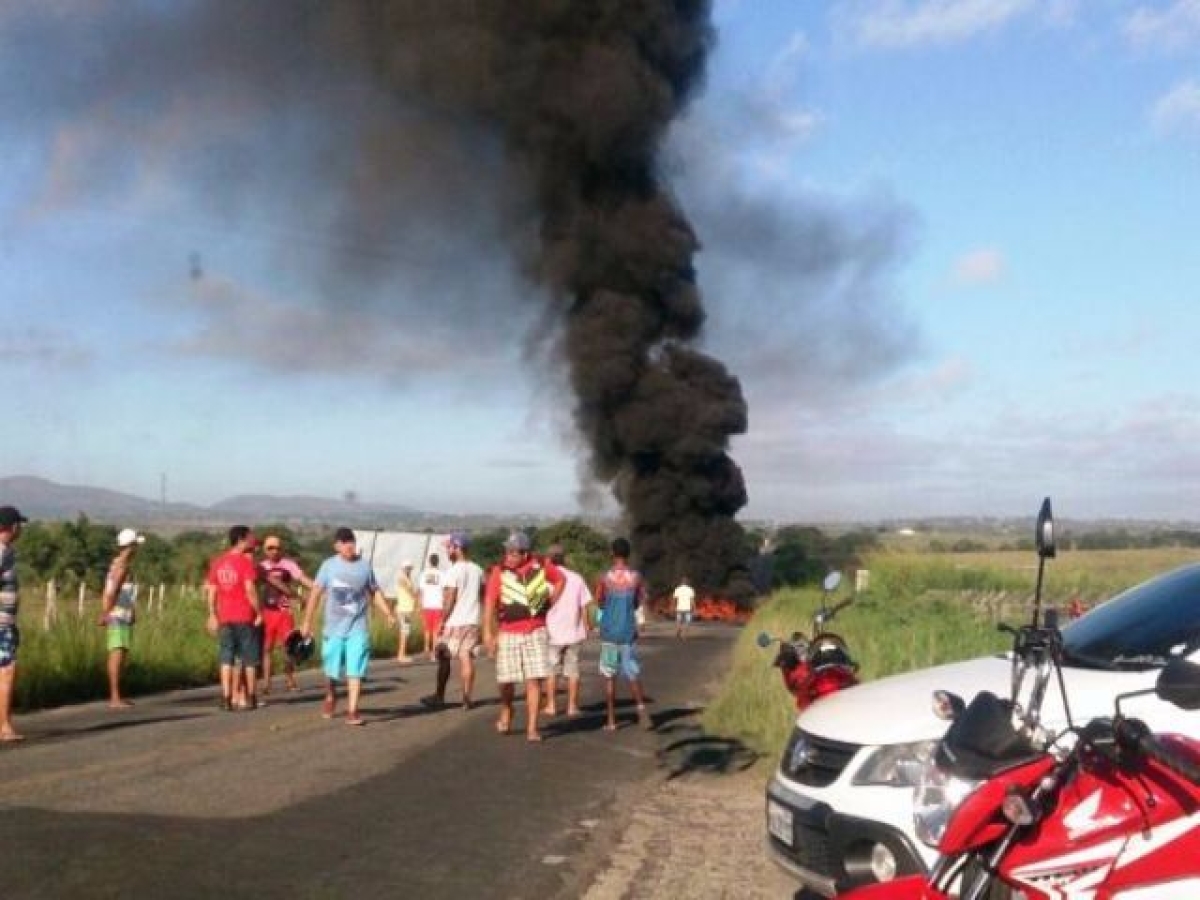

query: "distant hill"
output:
0 476 427 527
0 475 204 521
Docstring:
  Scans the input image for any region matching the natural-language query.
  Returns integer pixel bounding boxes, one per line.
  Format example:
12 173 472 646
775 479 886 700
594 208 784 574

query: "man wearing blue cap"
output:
423 532 484 710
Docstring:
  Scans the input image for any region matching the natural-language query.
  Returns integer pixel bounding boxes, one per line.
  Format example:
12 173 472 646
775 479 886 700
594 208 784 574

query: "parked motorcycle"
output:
757 571 858 710
837 498 1200 899
838 654 1200 899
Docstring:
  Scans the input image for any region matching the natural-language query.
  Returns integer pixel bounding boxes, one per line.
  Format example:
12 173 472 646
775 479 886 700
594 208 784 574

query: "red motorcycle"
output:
758 571 858 710
838 652 1200 899
838 502 1200 899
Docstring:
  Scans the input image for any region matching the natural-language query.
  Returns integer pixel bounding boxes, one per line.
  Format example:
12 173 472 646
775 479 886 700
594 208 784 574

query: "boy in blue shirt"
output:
595 537 652 731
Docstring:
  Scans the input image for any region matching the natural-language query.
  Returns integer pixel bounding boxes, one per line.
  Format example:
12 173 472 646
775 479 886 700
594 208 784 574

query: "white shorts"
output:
549 643 581 679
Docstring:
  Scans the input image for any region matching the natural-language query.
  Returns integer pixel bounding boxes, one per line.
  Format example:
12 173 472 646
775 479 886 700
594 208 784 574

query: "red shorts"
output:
262 607 295 651
421 609 443 637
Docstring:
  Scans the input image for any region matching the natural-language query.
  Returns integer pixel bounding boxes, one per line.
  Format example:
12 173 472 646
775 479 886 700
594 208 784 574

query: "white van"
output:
765 562 1200 897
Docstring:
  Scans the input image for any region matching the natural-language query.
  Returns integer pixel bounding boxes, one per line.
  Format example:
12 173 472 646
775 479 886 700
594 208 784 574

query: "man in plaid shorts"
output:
483 531 563 742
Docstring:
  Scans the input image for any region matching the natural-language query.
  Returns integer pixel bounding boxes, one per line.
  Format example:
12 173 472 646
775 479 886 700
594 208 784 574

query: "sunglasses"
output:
264 544 281 551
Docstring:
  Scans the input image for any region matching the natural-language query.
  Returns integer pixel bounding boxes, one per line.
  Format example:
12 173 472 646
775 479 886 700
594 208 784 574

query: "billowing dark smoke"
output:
472 3 754 598
2 1 755 597
384 2 754 598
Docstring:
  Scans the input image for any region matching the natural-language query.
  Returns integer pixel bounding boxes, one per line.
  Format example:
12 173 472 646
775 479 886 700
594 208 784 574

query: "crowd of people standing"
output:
0 505 699 745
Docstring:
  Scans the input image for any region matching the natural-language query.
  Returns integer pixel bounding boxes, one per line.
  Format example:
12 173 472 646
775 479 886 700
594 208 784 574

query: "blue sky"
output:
2 1 1200 522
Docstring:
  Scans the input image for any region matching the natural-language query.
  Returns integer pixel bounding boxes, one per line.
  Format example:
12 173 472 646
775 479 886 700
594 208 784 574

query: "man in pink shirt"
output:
258 534 313 694
544 544 592 718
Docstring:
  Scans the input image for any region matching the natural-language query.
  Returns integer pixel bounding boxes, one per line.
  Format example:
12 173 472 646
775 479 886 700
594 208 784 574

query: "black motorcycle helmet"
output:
284 629 315 664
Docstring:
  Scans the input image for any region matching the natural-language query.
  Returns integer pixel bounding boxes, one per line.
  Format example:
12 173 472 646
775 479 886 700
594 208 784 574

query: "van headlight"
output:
852 739 938 787
912 756 981 848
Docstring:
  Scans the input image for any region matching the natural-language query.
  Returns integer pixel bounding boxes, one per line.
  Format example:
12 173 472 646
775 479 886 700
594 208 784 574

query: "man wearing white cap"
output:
99 527 145 709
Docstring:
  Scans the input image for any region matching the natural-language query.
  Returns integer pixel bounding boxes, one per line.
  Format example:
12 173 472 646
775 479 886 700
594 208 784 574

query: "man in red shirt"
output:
483 531 563 742
205 525 263 711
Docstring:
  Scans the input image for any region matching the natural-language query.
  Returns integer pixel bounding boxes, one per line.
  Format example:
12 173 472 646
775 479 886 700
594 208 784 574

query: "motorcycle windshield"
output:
1063 564 1200 671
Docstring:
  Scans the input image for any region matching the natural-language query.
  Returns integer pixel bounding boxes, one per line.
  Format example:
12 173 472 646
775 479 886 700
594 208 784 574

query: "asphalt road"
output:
1 622 743 900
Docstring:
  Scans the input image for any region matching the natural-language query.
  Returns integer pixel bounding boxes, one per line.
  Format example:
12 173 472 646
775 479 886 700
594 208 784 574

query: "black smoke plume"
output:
2 1 754 597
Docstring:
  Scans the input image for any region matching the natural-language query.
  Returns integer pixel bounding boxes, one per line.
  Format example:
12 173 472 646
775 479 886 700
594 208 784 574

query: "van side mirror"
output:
1036 497 1056 560
1156 656 1200 710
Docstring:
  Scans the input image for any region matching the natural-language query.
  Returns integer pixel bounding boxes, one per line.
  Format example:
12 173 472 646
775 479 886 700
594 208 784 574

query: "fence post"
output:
159 583 166 614
77 581 86 616
44 580 58 629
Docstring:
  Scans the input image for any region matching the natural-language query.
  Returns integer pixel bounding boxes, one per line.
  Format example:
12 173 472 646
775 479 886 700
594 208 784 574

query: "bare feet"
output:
495 716 512 735
603 722 618 732
321 697 336 719
526 731 544 743
108 700 134 709
345 712 365 727
0 729 25 742
637 705 653 729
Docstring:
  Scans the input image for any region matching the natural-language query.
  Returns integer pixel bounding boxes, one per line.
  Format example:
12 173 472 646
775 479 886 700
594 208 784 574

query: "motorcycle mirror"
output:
756 632 773 649
1155 656 1200 710
1035 497 1056 560
823 571 843 593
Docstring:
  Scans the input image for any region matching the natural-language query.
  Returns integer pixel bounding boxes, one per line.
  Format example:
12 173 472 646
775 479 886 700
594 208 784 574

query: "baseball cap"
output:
447 531 471 550
503 531 531 552
0 506 28 529
334 527 356 544
116 528 146 548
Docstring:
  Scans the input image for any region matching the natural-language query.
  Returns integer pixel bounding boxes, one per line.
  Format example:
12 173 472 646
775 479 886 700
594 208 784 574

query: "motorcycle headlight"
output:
912 755 981 848
852 739 938 787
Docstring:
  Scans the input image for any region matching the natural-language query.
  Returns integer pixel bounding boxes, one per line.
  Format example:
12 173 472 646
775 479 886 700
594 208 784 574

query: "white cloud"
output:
1125 0 1200 54
950 247 1006 287
837 0 1038 50
1150 79 1200 139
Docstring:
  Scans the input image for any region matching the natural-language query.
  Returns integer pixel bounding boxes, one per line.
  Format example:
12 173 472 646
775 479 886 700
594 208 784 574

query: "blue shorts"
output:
218 623 262 668
675 611 693 625
323 630 370 681
599 642 640 681
0 625 18 668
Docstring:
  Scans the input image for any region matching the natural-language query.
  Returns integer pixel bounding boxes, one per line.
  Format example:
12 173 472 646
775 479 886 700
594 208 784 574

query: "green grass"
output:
703 548 1191 759
702 585 1007 756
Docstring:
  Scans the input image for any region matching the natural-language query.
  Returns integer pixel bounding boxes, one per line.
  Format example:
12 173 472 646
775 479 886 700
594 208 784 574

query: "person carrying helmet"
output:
301 527 396 726
483 531 564 742
258 534 314 694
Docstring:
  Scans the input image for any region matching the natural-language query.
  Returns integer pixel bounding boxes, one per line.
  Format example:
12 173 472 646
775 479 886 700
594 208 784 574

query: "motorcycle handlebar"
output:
1116 718 1200 787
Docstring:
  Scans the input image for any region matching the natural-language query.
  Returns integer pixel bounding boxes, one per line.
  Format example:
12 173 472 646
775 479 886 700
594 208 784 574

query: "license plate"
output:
767 799 794 846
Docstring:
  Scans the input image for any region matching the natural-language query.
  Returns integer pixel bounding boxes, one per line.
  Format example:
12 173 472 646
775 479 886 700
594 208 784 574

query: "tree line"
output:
12 515 877 597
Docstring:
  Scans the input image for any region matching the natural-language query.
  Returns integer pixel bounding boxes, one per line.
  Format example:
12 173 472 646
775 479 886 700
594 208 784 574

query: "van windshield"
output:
1062 564 1200 671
